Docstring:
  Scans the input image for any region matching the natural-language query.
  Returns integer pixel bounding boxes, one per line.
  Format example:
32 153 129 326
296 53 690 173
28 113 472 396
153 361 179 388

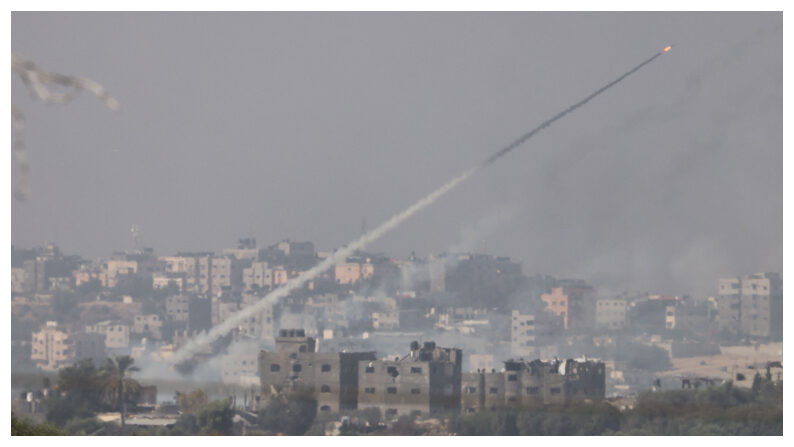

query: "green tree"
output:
98 355 141 428
43 359 103 425
11 414 64 436
197 399 236 435
177 388 209 414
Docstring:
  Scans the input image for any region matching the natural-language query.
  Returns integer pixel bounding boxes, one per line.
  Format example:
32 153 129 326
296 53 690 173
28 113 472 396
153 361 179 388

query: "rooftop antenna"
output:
130 224 141 253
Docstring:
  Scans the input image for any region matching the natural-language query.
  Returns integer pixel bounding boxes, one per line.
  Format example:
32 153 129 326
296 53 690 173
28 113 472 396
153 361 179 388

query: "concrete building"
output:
153 273 186 293
132 314 163 339
165 295 190 322
357 341 462 418
243 261 272 290
461 358 606 413
595 298 628 330
541 286 596 330
210 256 244 294
85 320 130 349
717 273 782 340
258 329 376 413
31 321 106 370
106 259 138 288
511 311 536 358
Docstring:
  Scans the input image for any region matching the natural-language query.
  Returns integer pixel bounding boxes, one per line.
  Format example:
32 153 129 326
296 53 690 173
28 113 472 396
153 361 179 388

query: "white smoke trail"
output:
171 47 669 365
171 167 477 364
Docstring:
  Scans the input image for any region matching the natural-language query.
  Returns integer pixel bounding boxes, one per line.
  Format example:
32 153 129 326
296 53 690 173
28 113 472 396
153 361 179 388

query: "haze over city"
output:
11 12 781 298
9 11 783 437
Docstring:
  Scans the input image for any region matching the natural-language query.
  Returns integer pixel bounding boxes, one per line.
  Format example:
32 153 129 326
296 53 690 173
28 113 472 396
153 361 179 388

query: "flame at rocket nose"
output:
662 45 672 53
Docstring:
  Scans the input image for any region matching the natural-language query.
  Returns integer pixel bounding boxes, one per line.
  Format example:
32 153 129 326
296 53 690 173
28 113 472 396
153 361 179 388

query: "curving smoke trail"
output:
170 47 670 365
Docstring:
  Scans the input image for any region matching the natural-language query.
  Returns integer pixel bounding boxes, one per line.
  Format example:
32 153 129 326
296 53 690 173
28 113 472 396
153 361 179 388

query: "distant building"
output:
132 314 163 339
461 358 605 413
165 295 190 322
243 261 272 290
85 320 130 349
717 273 782 340
153 273 186 293
595 298 628 330
31 321 105 370
541 286 596 330
510 311 536 358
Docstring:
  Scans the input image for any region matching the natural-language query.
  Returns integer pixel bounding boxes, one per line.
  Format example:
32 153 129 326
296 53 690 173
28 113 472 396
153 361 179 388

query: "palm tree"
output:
99 355 141 428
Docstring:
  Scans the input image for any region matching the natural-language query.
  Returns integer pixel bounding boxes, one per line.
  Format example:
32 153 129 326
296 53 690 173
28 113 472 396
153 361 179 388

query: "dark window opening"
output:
365 366 375 373
321 364 331 372
411 388 421 394
292 364 302 372
387 387 397 394
270 364 280 372
321 385 331 393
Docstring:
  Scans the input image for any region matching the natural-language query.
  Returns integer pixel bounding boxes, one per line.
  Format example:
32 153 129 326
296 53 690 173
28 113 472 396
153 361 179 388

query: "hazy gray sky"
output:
11 12 782 297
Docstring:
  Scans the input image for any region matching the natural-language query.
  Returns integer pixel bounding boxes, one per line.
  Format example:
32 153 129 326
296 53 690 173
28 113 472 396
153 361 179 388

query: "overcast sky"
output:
11 12 782 297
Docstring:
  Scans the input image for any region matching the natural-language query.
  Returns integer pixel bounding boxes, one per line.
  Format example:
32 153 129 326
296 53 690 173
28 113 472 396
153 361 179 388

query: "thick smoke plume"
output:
171 48 668 365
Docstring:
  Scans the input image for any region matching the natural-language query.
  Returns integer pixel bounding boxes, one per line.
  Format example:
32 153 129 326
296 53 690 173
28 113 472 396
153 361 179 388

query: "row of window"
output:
363 387 421 394
465 386 547 395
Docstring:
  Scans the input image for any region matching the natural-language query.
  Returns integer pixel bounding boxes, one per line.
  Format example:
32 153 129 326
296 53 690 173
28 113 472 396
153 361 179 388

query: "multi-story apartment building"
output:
541 286 596 330
85 320 130 349
165 295 190 322
595 298 628 330
132 314 163 339
511 311 536 358
31 321 105 370
243 261 272 290
717 273 782 339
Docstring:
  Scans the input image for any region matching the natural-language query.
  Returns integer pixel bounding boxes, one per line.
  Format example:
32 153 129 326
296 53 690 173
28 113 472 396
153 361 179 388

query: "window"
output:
411 388 421 394
321 364 331 373
293 364 302 373
387 366 398 375
365 366 375 373
410 367 422 374
320 405 331 412
489 387 498 394
321 385 331 393
270 364 280 372
387 387 397 394
526 386 539 395
364 387 376 394
386 409 398 416
466 386 477 394
508 374 517 382
550 387 561 395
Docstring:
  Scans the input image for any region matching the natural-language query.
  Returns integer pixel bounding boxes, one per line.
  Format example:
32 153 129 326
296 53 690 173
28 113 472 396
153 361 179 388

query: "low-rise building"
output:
461 358 606 413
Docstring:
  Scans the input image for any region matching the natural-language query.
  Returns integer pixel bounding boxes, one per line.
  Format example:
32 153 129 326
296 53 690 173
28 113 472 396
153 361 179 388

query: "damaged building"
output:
461 358 605 413
357 341 462 418
258 329 376 413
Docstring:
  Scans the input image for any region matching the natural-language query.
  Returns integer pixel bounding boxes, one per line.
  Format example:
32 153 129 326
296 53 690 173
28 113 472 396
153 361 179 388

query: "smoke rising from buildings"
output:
172 48 670 365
